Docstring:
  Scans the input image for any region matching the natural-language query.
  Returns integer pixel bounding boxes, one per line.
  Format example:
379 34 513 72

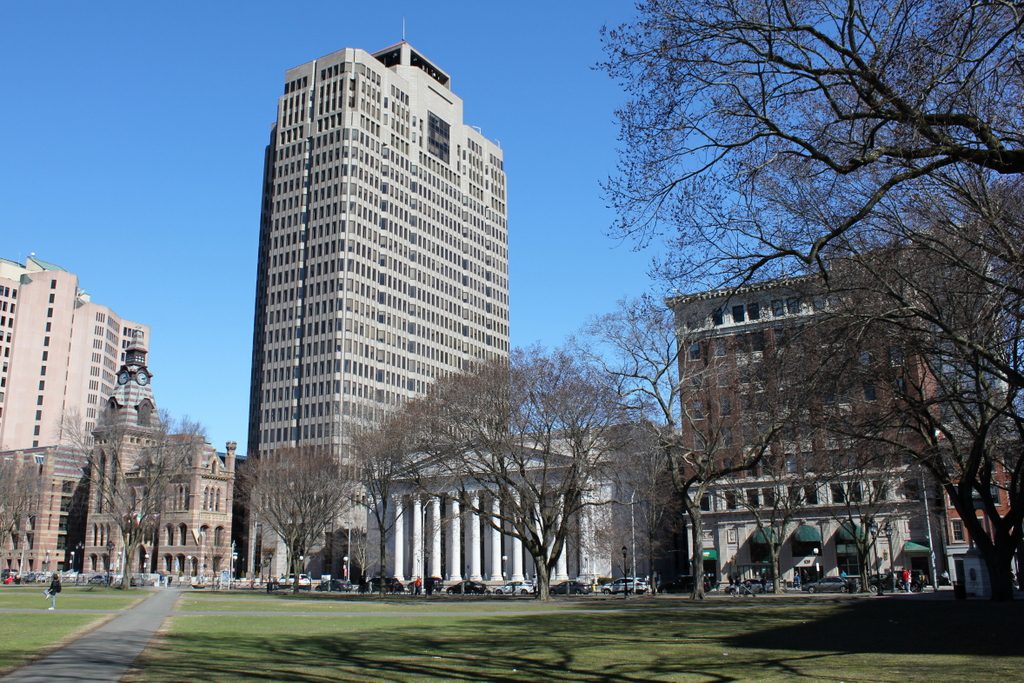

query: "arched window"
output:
184 485 190 510
90 554 98 571
214 526 224 546
202 488 208 510
137 399 153 427
164 555 173 573
166 524 174 546
92 524 98 546
179 524 188 546
215 489 221 511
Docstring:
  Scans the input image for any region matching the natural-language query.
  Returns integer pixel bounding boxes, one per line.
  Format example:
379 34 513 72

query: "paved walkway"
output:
2 589 179 683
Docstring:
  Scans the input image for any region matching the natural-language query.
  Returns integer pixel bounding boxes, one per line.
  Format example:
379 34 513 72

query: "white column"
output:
511 535 524 582
469 495 482 581
448 497 462 582
489 498 503 581
411 497 423 580
555 543 569 581
430 497 442 579
392 496 405 581
578 511 592 581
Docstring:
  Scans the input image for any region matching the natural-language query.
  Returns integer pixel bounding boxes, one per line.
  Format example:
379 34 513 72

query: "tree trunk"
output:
771 544 784 595
982 545 1017 601
686 503 705 600
378 530 387 597
535 559 551 602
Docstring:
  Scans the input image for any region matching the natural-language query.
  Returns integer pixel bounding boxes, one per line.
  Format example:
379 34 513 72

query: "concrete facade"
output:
0 256 148 450
248 41 509 456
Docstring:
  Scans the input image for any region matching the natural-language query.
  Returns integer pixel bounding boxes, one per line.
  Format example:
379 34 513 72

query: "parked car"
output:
88 575 110 586
315 579 354 592
802 576 851 593
493 581 535 595
550 580 592 595
869 571 925 593
446 580 489 595
601 577 649 595
280 574 312 590
365 577 406 594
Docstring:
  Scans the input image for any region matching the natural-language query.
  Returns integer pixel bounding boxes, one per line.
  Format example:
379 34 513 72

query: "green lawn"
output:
133 598 1024 681
0 614 112 674
0 588 141 611
178 592 580 613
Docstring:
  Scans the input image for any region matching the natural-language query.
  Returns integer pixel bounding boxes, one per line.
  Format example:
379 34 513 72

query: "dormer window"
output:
137 400 153 427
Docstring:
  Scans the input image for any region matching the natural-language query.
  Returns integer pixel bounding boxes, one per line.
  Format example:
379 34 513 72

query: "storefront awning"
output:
903 541 930 554
702 549 718 560
837 523 864 542
752 528 778 545
793 524 822 543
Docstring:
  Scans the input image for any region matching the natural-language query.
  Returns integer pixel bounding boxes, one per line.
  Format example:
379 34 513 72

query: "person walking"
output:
901 568 911 593
44 573 61 610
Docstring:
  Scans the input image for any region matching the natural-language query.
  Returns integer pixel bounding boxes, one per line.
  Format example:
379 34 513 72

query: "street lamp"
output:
812 547 820 581
501 554 507 581
186 555 193 583
343 555 350 580
883 521 896 592
621 546 629 599
105 541 114 587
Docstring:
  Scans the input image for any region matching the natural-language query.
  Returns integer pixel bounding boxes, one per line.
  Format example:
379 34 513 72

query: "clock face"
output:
118 371 130 385
136 371 149 386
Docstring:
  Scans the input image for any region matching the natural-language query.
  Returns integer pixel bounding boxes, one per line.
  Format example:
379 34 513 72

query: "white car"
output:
493 581 535 595
601 577 649 594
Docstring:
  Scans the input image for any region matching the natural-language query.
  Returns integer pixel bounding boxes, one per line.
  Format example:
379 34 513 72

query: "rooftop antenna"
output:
402 17 406 41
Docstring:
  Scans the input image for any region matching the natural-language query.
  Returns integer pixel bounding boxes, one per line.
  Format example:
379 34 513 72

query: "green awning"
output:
903 541 930 554
837 523 863 542
752 528 777 545
793 524 822 543
836 543 860 555
702 549 718 560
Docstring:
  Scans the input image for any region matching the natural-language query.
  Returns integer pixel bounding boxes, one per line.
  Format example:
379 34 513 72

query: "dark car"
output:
316 579 354 592
446 580 488 595
549 580 592 595
802 576 850 593
365 577 406 594
88 575 110 586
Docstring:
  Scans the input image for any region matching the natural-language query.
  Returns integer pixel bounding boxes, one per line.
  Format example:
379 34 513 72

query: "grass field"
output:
0 613 112 674
0 587 142 611
133 594 1024 682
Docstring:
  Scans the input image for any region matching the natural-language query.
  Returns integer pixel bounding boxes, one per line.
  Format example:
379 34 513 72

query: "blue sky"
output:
2 1 659 454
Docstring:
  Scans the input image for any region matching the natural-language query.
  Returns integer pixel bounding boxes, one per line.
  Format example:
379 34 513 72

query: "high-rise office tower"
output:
249 42 509 454
0 256 149 450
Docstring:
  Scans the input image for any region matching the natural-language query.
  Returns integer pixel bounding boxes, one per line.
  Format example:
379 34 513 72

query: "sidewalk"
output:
1 588 179 682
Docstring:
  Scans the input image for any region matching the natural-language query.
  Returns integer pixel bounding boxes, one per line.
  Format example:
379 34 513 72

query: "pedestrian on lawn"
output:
45 573 61 610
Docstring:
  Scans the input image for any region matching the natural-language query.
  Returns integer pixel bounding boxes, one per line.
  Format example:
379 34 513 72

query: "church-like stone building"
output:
81 332 237 581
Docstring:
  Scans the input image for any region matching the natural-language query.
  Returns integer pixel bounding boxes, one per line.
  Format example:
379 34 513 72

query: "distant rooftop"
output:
373 41 451 89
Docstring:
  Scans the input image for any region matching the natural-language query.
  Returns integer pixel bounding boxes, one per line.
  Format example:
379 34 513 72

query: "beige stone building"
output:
0 255 148 450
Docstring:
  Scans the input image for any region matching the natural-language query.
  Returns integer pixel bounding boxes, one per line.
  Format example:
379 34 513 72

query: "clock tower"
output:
107 329 156 428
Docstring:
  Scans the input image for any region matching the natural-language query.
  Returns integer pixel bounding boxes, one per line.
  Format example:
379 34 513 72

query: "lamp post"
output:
44 550 50 576
343 555 350 580
621 545 628 599
186 555 193 583
883 521 896 592
501 554 507 581
105 541 114 587
812 547 820 581
70 551 75 577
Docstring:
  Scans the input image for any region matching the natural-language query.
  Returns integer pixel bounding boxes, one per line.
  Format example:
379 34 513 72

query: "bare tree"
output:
417 346 626 600
720 445 818 594
241 446 355 594
589 296 803 598
610 426 681 591
601 0 1024 282
350 411 420 595
64 410 204 590
0 455 42 557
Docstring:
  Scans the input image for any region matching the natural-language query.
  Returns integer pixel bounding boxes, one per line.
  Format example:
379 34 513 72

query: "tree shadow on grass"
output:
724 598 1024 658
136 609 784 682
